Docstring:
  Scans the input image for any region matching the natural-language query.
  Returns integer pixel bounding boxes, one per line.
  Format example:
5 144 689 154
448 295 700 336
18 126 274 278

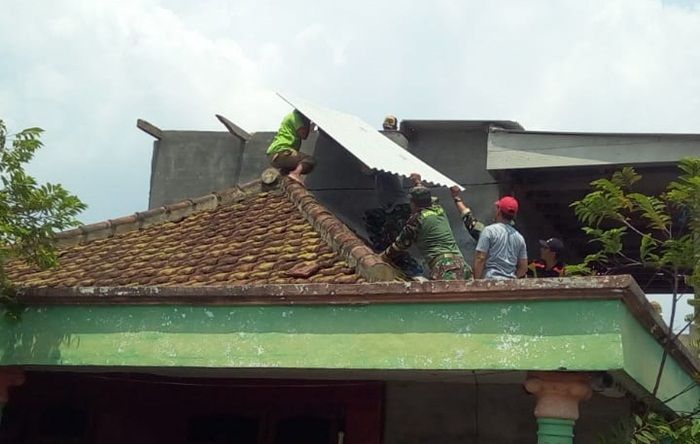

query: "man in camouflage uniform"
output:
382 174 472 280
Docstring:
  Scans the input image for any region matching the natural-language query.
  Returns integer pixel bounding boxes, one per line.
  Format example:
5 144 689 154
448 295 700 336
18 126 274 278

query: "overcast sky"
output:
2 0 700 223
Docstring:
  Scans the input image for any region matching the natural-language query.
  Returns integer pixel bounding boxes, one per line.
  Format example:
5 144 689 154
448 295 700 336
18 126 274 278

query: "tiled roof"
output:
6 179 395 288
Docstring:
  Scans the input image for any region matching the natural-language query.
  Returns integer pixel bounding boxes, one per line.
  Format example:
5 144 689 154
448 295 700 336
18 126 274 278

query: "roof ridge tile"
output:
55 181 268 248
281 178 396 283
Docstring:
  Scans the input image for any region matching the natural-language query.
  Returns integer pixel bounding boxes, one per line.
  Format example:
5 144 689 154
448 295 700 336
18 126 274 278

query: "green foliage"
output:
0 119 86 302
578 160 700 444
667 159 700 288
569 158 700 289
599 411 700 444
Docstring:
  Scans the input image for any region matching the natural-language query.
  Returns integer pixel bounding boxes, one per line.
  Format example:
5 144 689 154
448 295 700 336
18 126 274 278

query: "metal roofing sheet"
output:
278 93 463 189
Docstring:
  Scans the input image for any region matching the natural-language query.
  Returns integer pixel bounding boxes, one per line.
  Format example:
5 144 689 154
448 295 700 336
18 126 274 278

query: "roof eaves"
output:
401 120 525 132
489 128 700 138
15 275 700 382
14 275 638 304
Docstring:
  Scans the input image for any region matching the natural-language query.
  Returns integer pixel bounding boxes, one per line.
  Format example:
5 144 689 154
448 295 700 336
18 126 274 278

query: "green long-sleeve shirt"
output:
385 204 463 267
266 110 307 155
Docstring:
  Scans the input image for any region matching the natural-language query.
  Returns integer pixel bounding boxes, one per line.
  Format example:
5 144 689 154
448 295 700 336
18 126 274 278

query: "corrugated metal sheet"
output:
278 94 463 190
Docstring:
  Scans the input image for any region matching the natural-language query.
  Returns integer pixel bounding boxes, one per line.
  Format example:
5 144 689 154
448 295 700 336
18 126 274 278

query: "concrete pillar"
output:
524 372 592 444
0 368 25 424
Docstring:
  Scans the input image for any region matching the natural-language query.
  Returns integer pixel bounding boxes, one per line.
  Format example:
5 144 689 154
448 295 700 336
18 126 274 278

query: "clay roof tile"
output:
7 178 397 289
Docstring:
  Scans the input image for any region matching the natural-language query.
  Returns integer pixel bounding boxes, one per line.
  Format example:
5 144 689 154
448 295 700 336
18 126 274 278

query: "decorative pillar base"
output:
525 372 592 444
536 418 575 444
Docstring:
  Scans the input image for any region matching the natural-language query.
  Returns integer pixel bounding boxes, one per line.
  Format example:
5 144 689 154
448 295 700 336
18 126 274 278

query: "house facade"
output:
0 110 698 443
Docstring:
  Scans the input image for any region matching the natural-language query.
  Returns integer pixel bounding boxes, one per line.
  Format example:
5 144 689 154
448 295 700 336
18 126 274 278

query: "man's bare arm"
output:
450 186 470 214
474 251 488 279
516 258 529 278
451 186 485 241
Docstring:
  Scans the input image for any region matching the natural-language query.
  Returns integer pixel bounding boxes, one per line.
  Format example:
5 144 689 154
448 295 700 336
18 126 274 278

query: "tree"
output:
569 158 700 443
0 119 86 305
599 410 700 444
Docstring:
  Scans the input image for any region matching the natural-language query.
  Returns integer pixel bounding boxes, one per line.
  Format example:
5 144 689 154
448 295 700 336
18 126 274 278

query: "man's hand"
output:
451 185 469 215
409 173 422 186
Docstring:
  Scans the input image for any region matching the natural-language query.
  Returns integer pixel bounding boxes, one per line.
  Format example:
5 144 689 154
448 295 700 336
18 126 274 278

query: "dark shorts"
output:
268 150 316 175
429 254 473 281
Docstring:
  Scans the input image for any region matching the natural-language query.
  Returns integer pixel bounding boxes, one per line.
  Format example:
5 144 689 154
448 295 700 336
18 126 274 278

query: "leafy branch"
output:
0 119 86 308
572 160 700 444
599 408 700 444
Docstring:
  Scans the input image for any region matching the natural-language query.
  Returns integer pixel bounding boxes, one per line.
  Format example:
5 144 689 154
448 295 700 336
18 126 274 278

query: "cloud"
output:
0 0 285 222
1 0 700 223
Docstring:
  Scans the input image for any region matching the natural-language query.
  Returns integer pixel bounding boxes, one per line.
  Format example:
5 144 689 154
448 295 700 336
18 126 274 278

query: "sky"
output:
1 0 700 223
1 0 698 320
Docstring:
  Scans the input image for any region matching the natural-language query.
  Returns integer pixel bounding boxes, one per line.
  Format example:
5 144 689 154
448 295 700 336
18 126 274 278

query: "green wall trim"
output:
1 301 622 370
0 299 697 412
620 309 700 414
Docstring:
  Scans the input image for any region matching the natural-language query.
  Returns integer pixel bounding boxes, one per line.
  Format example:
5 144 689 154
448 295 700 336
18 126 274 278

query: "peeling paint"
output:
0 298 697 413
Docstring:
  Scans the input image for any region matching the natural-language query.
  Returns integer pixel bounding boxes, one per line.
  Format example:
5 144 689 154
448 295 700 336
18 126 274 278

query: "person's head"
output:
494 196 519 223
409 186 432 212
539 237 564 263
295 111 311 140
383 115 398 130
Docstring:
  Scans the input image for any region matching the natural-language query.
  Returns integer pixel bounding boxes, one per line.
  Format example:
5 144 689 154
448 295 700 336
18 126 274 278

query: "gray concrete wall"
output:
144 123 588 270
404 129 502 264
148 131 243 208
237 131 319 185
383 381 631 444
148 128 320 209
303 128 500 267
305 131 383 237
237 131 274 185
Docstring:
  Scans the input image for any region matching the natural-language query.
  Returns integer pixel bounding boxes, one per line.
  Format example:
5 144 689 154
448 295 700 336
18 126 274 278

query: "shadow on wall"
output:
0 309 71 366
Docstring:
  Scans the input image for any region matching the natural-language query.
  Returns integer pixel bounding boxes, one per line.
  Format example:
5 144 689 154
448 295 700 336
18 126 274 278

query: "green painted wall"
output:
620 309 700 413
0 301 622 370
0 299 696 412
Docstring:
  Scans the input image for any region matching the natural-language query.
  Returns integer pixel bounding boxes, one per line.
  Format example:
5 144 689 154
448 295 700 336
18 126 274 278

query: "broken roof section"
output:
279 93 464 190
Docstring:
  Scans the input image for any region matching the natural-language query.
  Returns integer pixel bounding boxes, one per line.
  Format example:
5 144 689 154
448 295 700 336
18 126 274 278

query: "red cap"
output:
495 196 519 216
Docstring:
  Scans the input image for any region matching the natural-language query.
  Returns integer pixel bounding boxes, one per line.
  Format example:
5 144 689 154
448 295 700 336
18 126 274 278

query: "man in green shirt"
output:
267 110 316 184
382 174 472 280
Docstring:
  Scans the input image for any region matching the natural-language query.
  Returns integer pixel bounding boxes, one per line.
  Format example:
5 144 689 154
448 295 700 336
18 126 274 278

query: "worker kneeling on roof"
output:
381 174 472 281
267 110 316 184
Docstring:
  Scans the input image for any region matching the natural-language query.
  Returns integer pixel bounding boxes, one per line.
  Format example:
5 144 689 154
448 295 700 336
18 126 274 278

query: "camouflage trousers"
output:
429 254 473 281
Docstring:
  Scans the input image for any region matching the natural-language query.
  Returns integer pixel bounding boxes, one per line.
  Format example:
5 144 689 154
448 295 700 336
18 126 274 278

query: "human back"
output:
267 110 308 155
476 222 526 279
414 204 462 263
